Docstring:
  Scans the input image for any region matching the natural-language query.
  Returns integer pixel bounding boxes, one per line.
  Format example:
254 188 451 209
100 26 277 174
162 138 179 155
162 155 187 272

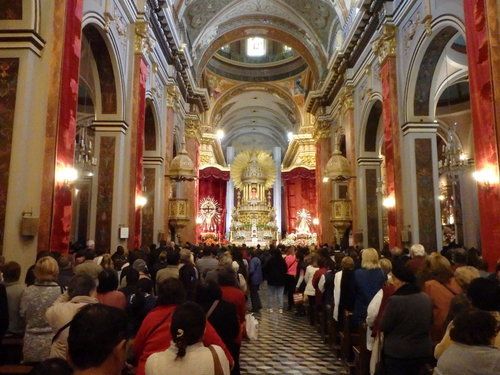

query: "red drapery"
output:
283 168 317 234
199 167 228 240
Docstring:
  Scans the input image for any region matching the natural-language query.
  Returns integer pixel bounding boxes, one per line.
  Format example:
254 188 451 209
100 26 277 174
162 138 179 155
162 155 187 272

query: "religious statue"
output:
198 197 220 242
296 209 312 235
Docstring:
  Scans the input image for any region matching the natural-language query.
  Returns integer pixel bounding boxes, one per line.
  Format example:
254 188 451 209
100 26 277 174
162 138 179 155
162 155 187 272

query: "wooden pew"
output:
0 365 33 374
339 310 360 371
0 337 23 365
352 323 370 375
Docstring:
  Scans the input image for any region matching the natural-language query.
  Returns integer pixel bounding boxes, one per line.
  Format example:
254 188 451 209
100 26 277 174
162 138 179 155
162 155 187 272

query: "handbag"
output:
245 313 259 340
293 292 304 305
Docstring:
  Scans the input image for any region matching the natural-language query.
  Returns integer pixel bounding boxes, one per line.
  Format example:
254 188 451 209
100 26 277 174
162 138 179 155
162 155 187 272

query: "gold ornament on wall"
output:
230 150 276 191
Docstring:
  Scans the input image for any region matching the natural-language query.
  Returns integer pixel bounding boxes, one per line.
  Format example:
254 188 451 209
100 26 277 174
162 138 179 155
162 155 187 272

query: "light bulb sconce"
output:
136 195 148 208
473 167 499 190
382 195 396 208
56 166 78 188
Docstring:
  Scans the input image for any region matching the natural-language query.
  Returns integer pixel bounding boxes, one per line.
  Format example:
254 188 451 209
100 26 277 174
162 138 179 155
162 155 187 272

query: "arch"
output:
144 99 157 152
364 101 383 153
195 20 326 83
80 15 125 118
210 82 302 129
404 16 466 121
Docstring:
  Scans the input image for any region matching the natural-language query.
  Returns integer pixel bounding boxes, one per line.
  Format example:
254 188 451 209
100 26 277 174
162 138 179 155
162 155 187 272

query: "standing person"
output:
263 248 287 313
20 256 63 364
422 253 463 344
248 248 263 313
380 264 433 375
196 247 219 280
284 247 298 311
145 302 230 375
303 255 319 324
3 261 24 336
67 304 128 375
96 269 126 310
178 248 198 301
352 248 386 328
74 249 103 281
133 279 233 375
46 274 98 359
333 256 355 326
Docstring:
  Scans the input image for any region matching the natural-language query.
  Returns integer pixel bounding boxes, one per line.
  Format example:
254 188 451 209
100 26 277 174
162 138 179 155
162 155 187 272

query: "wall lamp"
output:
382 195 396 208
136 195 148 208
56 166 78 187
473 167 499 190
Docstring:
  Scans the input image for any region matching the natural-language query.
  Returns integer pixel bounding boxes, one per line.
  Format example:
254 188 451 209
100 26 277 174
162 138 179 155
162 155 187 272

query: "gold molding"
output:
134 21 155 56
372 25 397 65
313 118 331 140
340 86 354 112
166 84 181 108
185 114 202 139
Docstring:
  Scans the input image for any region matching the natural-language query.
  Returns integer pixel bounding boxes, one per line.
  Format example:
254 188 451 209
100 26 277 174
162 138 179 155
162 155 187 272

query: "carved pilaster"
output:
185 114 202 139
313 117 331 141
340 86 354 113
372 25 397 64
166 84 181 109
134 21 155 56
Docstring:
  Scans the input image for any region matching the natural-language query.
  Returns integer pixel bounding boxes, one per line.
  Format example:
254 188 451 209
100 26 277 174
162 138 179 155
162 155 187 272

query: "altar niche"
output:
229 150 278 246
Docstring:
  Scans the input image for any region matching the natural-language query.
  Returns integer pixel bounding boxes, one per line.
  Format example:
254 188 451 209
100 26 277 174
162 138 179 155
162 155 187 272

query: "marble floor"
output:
240 292 348 375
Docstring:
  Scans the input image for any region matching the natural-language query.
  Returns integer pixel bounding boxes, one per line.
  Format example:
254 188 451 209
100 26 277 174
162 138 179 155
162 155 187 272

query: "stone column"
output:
91 121 128 253
341 87 358 239
401 123 442 251
273 147 282 235
127 21 150 249
142 157 163 246
358 158 383 250
314 118 333 244
225 147 235 236
178 115 200 244
463 0 500 268
372 25 404 249
37 0 83 253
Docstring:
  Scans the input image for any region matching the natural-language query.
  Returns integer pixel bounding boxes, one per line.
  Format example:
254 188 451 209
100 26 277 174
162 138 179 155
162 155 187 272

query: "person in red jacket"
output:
133 278 233 375
218 268 246 375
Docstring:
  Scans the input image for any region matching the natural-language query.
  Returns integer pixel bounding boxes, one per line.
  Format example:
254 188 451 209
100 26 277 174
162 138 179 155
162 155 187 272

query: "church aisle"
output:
240 304 347 375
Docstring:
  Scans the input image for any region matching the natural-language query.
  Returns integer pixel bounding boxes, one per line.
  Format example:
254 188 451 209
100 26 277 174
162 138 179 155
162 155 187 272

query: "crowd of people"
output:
0 240 499 375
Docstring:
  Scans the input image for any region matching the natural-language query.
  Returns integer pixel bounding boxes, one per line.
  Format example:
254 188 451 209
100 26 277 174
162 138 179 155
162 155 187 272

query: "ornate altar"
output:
198 197 221 244
229 150 277 246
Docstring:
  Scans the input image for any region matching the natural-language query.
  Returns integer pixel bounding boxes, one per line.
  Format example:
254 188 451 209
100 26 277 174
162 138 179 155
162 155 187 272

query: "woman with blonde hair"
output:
20 256 63 363
352 248 386 327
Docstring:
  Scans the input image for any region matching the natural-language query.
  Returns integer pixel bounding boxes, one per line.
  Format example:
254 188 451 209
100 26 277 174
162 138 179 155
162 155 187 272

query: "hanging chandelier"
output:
75 119 97 172
438 123 471 176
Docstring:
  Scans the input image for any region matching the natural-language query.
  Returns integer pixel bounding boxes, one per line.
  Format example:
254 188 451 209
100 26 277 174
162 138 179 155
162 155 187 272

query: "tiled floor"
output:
240 289 348 375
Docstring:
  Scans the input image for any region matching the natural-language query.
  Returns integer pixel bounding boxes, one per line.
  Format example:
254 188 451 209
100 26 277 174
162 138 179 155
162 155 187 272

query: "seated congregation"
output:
0 242 499 375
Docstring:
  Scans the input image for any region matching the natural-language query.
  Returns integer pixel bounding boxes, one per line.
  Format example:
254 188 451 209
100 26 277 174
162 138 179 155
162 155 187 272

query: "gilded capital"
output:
340 87 354 112
166 84 180 108
313 118 331 140
372 25 397 64
135 21 155 56
184 114 202 139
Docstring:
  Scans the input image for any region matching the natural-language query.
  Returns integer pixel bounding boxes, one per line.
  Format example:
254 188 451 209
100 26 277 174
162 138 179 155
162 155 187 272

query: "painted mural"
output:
0 58 19 253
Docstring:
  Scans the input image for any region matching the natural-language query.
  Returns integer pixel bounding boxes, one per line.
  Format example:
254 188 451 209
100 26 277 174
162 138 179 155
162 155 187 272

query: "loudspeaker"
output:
21 216 39 237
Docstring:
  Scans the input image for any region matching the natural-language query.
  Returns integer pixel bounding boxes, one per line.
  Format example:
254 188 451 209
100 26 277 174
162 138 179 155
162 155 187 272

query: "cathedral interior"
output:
1 0 500 275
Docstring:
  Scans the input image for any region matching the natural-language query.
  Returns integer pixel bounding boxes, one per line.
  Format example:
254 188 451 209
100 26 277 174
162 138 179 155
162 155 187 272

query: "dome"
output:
325 151 352 181
166 145 197 181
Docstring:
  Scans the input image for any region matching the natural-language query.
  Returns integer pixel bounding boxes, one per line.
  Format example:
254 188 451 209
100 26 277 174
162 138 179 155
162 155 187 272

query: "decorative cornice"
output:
372 25 397 65
90 120 129 134
166 84 181 108
0 30 46 57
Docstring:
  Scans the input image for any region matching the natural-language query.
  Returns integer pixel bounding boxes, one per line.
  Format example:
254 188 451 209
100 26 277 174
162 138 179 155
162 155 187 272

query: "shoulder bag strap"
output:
52 320 72 344
206 300 220 319
209 345 224 375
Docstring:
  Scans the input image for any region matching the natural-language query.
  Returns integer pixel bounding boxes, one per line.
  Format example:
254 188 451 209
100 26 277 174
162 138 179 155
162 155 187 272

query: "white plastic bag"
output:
245 313 259 340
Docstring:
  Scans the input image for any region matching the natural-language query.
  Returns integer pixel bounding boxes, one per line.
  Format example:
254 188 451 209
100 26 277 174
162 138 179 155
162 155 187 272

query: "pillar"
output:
178 116 200 244
342 88 358 239
142 157 163 246
401 123 442 251
91 121 128 253
358 158 383 250
37 0 83 253
127 22 149 250
273 147 282 234
315 120 333 244
372 25 404 249
225 147 235 235
164 85 178 241
463 0 500 268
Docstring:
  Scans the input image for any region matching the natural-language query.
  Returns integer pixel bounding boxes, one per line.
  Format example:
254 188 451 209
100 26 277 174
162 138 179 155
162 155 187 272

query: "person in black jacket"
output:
196 281 240 375
263 248 287 313
380 263 433 375
0 283 8 340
